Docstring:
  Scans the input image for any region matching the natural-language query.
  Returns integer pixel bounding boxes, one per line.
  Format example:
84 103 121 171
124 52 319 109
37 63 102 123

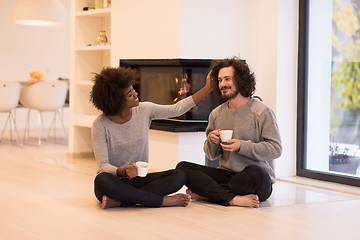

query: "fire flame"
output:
173 76 190 103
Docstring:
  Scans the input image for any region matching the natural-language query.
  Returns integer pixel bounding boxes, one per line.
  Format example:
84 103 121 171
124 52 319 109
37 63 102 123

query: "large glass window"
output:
298 0 360 186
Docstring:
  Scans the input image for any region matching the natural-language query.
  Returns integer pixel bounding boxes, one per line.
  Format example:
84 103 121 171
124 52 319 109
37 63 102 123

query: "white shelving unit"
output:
69 0 112 155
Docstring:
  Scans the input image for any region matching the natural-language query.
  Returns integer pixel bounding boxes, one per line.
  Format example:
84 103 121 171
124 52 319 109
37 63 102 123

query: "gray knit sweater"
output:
204 98 282 183
91 97 196 175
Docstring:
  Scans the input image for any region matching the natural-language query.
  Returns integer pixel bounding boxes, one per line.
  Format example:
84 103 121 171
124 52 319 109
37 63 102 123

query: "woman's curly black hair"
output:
90 67 139 116
210 57 256 98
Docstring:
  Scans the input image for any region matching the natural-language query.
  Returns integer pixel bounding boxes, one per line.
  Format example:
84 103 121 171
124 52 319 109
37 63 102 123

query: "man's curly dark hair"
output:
90 67 138 116
210 57 256 98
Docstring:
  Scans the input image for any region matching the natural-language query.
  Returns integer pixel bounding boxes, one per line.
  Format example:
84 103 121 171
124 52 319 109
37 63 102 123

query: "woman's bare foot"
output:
186 189 207 201
162 193 191 207
229 194 259 208
102 195 122 209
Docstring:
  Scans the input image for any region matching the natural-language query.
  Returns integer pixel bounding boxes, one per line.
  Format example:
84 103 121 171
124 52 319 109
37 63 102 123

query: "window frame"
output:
297 0 360 187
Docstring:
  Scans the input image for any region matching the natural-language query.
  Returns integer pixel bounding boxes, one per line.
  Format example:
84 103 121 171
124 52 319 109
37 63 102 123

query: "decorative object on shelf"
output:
28 70 45 81
97 30 108 45
95 0 103 9
12 0 67 27
104 0 111 8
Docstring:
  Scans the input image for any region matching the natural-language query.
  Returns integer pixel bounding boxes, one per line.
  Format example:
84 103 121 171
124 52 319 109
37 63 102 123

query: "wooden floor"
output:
1 133 360 240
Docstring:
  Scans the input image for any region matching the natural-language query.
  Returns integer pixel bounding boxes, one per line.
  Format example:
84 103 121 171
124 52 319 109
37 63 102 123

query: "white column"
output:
306 0 333 171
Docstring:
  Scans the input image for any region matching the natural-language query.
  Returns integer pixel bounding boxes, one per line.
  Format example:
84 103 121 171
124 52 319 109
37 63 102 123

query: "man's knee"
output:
176 161 192 170
244 165 269 179
172 168 187 184
243 165 272 201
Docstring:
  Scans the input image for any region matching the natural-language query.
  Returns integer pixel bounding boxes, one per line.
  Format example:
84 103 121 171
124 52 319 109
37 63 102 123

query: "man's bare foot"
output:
162 193 191 207
229 194 259 208
102 195 122 209
186 189 207 201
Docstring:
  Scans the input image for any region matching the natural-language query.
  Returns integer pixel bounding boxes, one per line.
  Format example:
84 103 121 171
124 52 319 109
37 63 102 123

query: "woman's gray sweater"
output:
91 97 195 175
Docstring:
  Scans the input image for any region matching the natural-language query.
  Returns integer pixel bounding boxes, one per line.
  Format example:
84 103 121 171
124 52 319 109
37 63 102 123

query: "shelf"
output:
70 0 111 153
76 8 111 17
73 114 100 128
76 45 111 51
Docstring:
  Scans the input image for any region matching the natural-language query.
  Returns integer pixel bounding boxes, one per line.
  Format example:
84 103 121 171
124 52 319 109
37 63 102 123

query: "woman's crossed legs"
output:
94 169 190 208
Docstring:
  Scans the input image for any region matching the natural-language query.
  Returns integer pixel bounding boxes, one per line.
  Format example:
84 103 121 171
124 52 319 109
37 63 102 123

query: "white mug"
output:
136 161 150 177
219 130 233 143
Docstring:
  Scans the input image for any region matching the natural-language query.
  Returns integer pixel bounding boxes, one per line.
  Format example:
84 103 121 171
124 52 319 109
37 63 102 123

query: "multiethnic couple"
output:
90 57 282 209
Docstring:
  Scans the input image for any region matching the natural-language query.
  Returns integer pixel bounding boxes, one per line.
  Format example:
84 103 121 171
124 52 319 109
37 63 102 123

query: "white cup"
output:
219 130 233 143
136 161 150 177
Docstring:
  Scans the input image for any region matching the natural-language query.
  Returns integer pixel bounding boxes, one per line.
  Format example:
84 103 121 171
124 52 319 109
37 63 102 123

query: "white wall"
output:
275 0 298 178
0 0 71 129
179 0 261 61
306 0 332 171
111 0 181 63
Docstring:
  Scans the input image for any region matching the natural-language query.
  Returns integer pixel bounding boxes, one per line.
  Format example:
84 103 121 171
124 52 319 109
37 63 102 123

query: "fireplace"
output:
120 59 222 132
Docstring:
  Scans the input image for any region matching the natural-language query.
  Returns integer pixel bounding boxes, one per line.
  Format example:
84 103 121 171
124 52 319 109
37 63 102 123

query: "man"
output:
176 57 282 208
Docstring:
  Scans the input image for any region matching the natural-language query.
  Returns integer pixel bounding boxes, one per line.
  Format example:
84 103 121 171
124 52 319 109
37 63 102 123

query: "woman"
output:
90 67 212 208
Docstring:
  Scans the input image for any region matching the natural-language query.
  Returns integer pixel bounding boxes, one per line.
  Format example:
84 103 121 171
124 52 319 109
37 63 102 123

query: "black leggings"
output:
176 161 272 205
94 169 186 208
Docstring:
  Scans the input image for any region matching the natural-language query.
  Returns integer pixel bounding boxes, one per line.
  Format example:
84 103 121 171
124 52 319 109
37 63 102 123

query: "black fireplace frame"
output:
120 59 214 68
119 58 219 132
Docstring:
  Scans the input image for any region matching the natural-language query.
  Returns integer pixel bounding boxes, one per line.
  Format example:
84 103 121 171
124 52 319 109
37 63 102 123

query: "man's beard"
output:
221 87 239 100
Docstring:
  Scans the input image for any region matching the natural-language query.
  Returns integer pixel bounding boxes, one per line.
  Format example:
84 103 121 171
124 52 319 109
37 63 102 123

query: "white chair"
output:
20 81 68 145
0 82 22 145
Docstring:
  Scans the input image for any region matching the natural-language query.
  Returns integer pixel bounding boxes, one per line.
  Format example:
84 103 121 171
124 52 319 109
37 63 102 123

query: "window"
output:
297 0 360 186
